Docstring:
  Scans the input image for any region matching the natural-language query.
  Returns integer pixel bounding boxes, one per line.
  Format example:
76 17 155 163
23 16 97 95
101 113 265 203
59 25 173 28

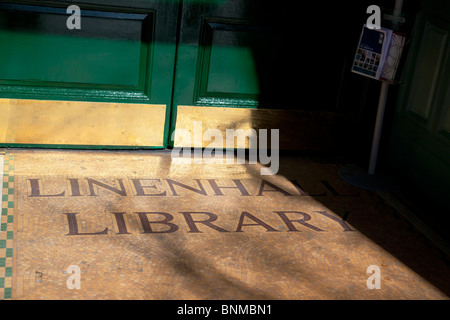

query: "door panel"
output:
407 21 448 122
0 0 179 148
0 5 147 88
195 19 268 106
193 16 285 108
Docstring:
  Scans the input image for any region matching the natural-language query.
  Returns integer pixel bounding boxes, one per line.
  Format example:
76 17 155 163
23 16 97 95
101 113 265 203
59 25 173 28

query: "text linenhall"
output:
26 178 361 198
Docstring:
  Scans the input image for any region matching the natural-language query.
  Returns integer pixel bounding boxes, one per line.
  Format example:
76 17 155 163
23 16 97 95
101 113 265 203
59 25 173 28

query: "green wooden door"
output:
169 0 364 150
386 0 450 214
0 0 179 148
0 0 365 150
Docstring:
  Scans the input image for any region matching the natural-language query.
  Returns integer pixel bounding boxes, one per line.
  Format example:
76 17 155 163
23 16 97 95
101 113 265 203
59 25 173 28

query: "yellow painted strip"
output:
174 106 256 148
174 105 338 150
0 99 166 147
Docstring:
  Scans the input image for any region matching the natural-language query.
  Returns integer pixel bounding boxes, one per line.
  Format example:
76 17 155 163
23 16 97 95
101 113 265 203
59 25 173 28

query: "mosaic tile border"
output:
1 155 14 300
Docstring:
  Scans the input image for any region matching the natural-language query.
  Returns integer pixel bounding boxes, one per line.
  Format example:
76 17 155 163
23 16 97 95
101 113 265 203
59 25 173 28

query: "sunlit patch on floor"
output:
2 149 449 300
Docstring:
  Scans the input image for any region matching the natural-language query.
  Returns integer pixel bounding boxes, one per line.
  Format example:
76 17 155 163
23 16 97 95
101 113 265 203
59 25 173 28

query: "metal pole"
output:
393 0 404 18
367 0 403 175
368 82 389 175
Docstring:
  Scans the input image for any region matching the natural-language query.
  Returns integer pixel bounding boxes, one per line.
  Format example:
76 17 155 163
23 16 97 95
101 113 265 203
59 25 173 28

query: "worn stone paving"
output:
1 149 449 300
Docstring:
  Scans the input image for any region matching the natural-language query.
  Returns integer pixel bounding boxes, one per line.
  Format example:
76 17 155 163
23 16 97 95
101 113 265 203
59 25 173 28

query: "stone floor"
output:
1 148 449 300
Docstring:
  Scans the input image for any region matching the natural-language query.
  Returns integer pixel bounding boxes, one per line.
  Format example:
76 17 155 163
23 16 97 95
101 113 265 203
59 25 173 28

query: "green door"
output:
170 0 364 151
0 0 179 148
386 0 450 215
0 0 364 150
